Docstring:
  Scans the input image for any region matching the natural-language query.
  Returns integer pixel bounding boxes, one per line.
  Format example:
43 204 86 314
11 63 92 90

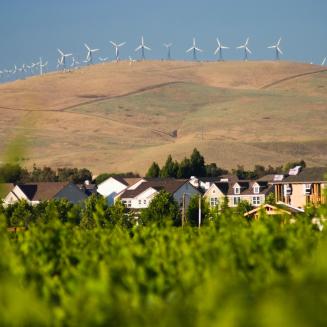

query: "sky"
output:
0 0 327 70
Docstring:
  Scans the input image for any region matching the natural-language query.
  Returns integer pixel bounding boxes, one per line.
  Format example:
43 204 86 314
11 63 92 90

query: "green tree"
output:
146 162 161 178
0 163 26 183
235 200 253 216
177 158 192 178
160 155 179 178
140 191 180 226
265 193 276 205
190 148 206 177
10 200 33 227
187 195 209 226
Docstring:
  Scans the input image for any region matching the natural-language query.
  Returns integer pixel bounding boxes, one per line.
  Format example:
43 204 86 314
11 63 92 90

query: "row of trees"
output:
146 149 307 179
146 148 228 178
0 164 92 184
0 150 307 184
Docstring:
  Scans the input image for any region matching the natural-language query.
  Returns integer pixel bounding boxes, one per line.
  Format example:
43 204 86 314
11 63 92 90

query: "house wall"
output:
288 184 307 209
4 186 29 205
204 185 226 207
227 195 265 207
174 182 201 208
121 188 158 209
97 178 128 205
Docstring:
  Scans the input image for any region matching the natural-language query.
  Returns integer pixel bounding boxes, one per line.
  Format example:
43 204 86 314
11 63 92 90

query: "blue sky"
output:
1 0 327 69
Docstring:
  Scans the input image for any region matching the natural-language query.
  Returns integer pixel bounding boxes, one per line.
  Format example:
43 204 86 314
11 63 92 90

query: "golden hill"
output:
0 61 326 174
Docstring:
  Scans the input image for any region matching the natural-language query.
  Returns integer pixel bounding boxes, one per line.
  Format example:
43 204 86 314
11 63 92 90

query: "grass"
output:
0 61 326 174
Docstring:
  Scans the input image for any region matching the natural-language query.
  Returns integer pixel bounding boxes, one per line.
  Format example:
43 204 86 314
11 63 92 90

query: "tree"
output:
283 160 306 173
177 158 192 178
95 173 111 185
190 148 206 177
160 155 179 178
205 163 228 177
140 191 180 226
187 195 209 227
235 200 253 216
0 163 26 183
10 201 33 227
146 162 161 178
265 193 276 205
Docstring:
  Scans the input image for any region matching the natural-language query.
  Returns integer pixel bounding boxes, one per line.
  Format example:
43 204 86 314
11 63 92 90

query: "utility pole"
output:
198 195 202 228
182 193 186 227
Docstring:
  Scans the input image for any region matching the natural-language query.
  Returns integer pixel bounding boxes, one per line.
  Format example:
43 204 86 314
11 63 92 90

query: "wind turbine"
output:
322 57 326 66
57 49 72 70
110 41 126 62
163 43 173 60
37 57 48 75
214 38 229 61
84 43 99 64
237 37 252 61
98 57 109 63
186 38 203 61
268 37 283 60
71 57 80 69
135 36 151 60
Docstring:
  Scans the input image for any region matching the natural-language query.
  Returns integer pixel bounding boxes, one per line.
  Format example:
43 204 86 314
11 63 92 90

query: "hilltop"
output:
0 60 326 174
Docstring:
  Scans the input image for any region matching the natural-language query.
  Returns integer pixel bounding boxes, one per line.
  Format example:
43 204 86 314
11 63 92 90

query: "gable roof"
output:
209 180 273 196
54 183 88 203
119 179 189 199
281 167 327 183
16 182 68 201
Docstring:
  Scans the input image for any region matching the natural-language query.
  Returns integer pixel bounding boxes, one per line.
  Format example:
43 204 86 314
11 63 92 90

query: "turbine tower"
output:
268 37 283 60
163 43 173 60
135 36 151 60
237 37 252 61
186 38 203 61
84 43 100 64
110 41 126 62
322 57 326 66
214 38 229 61
38 57 48 75
57 49 72 70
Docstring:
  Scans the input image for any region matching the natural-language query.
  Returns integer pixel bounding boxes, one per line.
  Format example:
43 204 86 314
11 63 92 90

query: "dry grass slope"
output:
0 61 326 174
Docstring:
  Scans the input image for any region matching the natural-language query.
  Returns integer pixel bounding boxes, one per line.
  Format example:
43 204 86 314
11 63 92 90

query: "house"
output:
3 182 88 206
97 176 145 204
244 202 304 219
189 175 237 192
272 167 327 209
204 179 274 208
116 178 201 209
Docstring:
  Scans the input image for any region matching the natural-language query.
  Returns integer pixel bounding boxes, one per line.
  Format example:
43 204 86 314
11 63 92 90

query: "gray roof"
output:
276 167 327 183
54 182 88 204
213 180 274 196
119 179 189 199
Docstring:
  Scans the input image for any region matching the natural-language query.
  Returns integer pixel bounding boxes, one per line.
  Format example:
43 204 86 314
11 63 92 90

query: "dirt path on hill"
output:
261 68 327 89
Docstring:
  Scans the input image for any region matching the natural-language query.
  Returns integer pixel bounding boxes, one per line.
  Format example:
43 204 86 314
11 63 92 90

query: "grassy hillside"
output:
0 61 326 174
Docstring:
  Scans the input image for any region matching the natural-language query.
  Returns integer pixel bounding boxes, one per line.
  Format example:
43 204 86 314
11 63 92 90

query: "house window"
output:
210 197 218 207
138 199 142 205
234 187 241 195
143 199 147 205
253 186 260 194
304 184 312 195
252 196 261 205
233 197 241 206
127 200 131 208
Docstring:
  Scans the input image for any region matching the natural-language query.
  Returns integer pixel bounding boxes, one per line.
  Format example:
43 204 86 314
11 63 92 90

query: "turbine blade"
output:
118 42 126 47
110 41 117 47
186 47 193 53
84 43 90 51
246 47 252 54
144 45 151 51
135 45 142 52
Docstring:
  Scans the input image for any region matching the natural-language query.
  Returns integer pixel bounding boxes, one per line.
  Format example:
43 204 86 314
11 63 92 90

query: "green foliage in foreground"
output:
1 203 327 326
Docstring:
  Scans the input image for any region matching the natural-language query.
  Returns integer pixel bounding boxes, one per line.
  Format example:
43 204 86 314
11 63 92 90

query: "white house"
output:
117 178 201 210
97 176 145 205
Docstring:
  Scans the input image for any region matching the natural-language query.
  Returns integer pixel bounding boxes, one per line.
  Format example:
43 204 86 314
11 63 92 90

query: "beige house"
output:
204 180 274 208
272 167 327 209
